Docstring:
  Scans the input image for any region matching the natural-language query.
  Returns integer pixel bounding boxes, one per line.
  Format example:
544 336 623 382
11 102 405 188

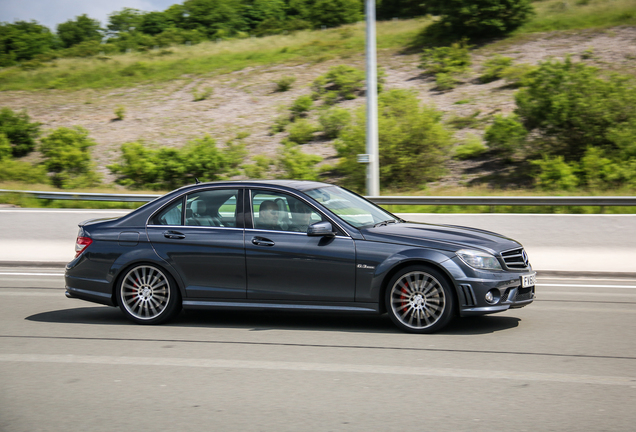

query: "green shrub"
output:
108 134 246 190
532 155 579 191
277 141 322 180
420 40 472 75
480 55 513 83
273 76 296 92
192 86 214 101
312 65 365 102
290 95 314 118
243 155 274 179
515 58 636 160
447 110 482 129
39 126 101 189
454 134 487 160
318 107 351 139
0 158 49 183
335 89 452 191
271 113 291 134
484 114 528 159
500 63 537 88
435 73 461 90
0 133 11 160
426 0 534 39
287 119 317 144
0 107 40 157
114 105 126 120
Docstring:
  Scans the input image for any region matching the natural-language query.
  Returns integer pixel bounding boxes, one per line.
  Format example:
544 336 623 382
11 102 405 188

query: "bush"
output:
0 158 49 183
0 133 11 160
318 107 351 139
273 76 296 92
312 65 365 102
243 155 274 179
114 105 126 120
435 73 461 91
0 107 41 157
454 134 487 160
515 58 636 160
271 113 291 134
277 141 322 180
500 63 537 88
420 40 472 75
290 95 314 118
39 127 101 189
287 119 317 144
192 86 214 101
108 134 246 190
480 55 513 83
426 0 534 39
532 155 579 191
484 114 528 159
335 89 452 191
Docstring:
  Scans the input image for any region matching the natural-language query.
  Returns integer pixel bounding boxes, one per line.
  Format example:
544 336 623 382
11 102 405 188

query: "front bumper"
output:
447 257 535 317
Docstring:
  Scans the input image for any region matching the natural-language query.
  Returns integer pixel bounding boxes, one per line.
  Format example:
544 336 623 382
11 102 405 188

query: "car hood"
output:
359 221 522 254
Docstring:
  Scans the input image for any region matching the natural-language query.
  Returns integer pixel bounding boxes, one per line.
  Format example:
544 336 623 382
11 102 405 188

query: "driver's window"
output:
252 191 322 232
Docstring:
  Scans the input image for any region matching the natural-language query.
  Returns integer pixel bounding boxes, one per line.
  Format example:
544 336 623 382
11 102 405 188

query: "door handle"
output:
163 230 186 239
251 236 275 247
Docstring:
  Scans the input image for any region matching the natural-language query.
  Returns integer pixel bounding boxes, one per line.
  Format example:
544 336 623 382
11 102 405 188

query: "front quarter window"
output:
151 199 183 225
304 186 398 229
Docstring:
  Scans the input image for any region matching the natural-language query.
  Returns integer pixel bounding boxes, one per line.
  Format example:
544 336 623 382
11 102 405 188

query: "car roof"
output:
178 180 335 192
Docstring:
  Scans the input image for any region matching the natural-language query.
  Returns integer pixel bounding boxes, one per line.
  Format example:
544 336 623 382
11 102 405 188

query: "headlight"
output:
456 249 502 271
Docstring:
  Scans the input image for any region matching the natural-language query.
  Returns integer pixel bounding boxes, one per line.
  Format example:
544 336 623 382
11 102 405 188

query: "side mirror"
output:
307 221 336 237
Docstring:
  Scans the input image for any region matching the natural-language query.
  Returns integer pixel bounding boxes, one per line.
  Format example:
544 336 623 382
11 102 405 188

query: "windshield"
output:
305 186 399 229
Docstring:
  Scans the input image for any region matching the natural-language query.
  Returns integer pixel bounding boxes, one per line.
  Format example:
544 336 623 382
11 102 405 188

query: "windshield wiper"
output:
373 219 399 228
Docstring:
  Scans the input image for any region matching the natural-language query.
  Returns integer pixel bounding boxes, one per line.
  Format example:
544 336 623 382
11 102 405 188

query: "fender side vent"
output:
459 284 476 307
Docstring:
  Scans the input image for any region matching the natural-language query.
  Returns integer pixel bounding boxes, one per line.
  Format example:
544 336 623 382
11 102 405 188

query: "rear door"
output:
147 188 246 299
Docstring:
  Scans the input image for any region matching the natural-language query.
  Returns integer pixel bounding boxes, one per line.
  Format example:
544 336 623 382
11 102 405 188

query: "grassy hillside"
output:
0 0 635 212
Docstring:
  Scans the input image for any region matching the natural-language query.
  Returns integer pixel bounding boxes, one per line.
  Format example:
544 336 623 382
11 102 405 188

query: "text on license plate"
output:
520 273 536 288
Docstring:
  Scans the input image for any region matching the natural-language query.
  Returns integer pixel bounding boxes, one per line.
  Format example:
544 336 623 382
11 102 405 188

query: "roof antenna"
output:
195 178 201 184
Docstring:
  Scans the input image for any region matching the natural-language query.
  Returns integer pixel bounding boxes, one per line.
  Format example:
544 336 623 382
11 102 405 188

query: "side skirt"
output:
182 299 380 314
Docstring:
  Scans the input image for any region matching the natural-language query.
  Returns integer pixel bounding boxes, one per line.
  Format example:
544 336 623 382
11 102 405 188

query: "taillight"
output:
75 236 93 258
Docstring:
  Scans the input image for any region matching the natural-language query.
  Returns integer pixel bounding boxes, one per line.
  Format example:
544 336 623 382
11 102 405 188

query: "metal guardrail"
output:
1 189 636 207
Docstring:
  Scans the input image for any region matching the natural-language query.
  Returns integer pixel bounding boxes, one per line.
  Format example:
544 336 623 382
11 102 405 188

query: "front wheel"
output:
116 264 181 325
385 266 455 334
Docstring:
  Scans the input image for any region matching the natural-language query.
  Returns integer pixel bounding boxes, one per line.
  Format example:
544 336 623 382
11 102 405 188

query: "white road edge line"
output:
539 284 636 289
1 354 635 387
0 273 64 277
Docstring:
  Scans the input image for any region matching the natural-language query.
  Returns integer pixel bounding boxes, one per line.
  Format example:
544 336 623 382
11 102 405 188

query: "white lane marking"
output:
539 277 636 282
1 354 634 387
0 292 62 297
539 283 636 289
0 209 130 213
539 292 636 298
0 273 64 277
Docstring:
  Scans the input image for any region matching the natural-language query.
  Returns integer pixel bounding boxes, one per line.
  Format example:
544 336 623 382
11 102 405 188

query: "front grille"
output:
501 288 511 302
515 286 534 301
501 247 529 269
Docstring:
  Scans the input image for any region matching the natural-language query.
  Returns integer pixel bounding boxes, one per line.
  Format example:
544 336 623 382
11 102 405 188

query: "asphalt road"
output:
1 268 635 431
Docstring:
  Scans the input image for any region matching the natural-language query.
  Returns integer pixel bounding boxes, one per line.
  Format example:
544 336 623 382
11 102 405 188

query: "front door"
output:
245 189 356 302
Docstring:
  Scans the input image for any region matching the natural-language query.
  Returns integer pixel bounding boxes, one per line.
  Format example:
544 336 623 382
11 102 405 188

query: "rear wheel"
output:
385 266 455 334
116 264 181 325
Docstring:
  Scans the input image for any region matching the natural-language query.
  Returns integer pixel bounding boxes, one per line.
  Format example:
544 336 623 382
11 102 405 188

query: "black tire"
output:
385 265 455 334
115 264 181 325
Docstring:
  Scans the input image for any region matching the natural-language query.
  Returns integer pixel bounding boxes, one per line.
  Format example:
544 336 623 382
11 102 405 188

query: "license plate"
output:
520 273 536 288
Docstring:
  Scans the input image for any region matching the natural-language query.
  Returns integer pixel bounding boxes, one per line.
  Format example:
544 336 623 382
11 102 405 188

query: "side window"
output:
185 189 239 227
152 198 183 226
251 190 323 232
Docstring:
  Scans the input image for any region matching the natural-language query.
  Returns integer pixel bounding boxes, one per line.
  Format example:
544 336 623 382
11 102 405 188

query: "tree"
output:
376 0 428 20
140 12 170 36
39 127 100 188
309 0 362 29
0 108 40 157
0 21 57 66
426 0 534 39
179 0 247 37
57 14 102 48
107 8 144 35
243 0 287 30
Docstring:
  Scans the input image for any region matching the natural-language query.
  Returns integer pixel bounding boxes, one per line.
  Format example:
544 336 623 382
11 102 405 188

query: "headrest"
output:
192 200 207 215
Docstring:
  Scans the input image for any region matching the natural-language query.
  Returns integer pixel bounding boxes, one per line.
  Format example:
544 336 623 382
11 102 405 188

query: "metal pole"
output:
365 0 380 196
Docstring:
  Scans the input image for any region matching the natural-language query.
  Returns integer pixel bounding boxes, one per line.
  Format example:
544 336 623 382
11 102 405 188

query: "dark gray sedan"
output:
65 180 535 333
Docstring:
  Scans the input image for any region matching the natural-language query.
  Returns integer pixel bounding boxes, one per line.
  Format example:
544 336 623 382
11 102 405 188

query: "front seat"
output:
191 201 221 226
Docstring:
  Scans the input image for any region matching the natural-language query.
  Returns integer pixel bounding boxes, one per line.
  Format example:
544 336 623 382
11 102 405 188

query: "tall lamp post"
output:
363 0 380 197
